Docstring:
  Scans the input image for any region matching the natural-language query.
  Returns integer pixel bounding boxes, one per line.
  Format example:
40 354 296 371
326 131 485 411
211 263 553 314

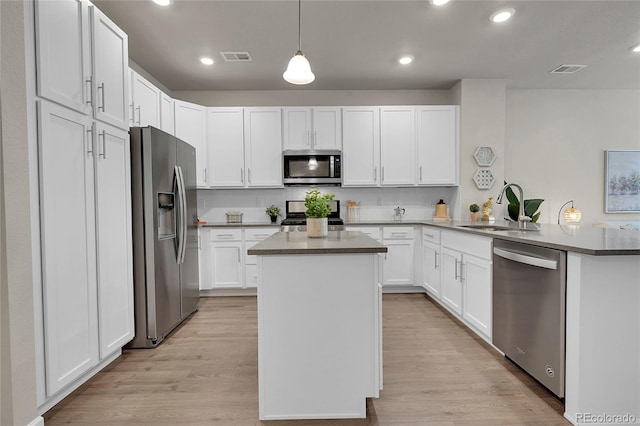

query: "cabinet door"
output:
342 107 380 186
244 108 283 187
198 230 212 290
130 70 160 127
35 0 92 115
37 101 99 396
383 239 415 286
441 247 463 315
174 100 208 187
210 243 243 288
462 254 492 339
91 5 129 130
380 106 416 186
159 92 175 135
417 106 458 185
283 107 311 150
208 108 245 187
94 122 134 358
313 107 342 150
423 241 441 298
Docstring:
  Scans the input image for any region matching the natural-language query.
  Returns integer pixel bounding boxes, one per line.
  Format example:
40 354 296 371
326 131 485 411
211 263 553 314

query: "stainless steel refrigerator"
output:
127 126 199 348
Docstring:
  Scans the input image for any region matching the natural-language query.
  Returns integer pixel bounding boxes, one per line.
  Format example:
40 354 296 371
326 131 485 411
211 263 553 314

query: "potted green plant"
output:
265 205 280 223
304 189 335 237
503 181 544 223
469 203 480 222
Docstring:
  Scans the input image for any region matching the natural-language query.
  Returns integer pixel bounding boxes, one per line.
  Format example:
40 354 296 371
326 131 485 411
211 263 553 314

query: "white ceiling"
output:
92 0 640 91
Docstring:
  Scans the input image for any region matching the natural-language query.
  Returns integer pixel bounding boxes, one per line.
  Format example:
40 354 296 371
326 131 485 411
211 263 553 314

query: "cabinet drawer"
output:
383 226 414 240
245 227 278 241
441 231 492 259
422 226 441 244
210 228 242 242
346 226 381 242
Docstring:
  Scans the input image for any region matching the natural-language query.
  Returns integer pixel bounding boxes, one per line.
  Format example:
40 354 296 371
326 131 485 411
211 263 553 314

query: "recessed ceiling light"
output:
490 8 515 23
152 0 172 6
399 56 414 65
631 44 640 53
429 0 450 6
200 57 214 66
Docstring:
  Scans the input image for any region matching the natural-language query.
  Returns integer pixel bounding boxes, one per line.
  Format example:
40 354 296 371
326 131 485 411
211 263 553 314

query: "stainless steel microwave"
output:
283 151 342 186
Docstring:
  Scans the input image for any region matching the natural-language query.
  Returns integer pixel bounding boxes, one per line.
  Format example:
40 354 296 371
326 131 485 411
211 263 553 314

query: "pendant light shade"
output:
283 51 315 85
558 200 582 224
283 0 315 85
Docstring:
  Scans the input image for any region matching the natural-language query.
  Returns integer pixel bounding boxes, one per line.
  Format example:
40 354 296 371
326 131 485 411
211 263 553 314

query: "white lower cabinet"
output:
244 228 278 288
209 229 243 289
37 100 133 398
382 227 415 287
422 226 442 298
440 231 493 340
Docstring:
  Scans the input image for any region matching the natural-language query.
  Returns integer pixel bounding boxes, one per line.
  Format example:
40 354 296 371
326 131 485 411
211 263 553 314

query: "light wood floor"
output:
44 294 569 425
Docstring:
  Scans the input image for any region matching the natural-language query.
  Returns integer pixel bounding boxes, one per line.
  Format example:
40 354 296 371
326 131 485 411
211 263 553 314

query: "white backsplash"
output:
197 186 461 223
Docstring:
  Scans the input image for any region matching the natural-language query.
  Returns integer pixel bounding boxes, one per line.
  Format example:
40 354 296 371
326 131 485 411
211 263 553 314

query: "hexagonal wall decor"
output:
473 168 495 190
473 146 496 167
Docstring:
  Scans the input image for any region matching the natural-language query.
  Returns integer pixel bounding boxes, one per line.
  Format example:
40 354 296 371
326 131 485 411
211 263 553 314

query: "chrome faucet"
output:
496 183 531 227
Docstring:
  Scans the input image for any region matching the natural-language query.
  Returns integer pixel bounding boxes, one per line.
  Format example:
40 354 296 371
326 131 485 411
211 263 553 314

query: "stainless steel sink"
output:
460 224 540 232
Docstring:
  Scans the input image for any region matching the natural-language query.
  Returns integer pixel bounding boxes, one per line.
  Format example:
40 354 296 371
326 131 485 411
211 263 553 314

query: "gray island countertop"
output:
247 231 388 255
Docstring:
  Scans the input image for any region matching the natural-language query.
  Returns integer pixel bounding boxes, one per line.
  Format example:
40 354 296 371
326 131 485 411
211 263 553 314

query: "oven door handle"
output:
493 247 557 270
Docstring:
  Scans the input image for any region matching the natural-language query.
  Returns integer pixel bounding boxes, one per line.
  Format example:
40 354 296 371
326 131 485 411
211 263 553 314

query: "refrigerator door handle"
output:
176 165 188 264
174 166 185 264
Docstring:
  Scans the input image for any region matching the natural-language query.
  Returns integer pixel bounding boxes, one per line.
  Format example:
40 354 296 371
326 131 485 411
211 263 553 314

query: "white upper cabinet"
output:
244 108 283 187
380 106 416 186
34 0 92 115
417 106 459 185
207 108 245 187
159 92 175 135
90 5 129 130
174 100 208 187
130 70 161 128
283 107 342 151
342 107 380 187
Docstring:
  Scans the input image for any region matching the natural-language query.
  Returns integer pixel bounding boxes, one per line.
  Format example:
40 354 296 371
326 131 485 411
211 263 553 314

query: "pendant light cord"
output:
297 0 302 52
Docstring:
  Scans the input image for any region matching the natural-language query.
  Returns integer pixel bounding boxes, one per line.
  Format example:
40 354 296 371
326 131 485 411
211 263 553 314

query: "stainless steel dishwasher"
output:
492 239 567 398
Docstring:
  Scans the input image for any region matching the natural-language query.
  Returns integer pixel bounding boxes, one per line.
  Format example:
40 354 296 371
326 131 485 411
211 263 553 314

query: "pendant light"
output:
283 0 315 85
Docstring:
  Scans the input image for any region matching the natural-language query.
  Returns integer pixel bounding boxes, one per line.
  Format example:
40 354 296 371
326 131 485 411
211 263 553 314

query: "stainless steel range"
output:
280 200 345 232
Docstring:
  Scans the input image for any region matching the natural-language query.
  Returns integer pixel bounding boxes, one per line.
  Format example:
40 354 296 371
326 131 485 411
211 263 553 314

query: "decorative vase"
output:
307 217 328 238
470 213 478 222
270 215 277 224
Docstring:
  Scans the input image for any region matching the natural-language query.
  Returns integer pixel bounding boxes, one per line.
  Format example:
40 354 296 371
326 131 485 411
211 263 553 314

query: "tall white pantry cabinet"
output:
32 0 134 411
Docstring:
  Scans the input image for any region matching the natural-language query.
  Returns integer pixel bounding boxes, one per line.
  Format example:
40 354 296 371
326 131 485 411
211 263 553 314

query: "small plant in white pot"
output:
304 189 335 238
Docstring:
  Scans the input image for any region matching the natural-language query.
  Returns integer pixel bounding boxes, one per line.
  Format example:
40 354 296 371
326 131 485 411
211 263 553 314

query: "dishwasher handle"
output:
493 247 558 270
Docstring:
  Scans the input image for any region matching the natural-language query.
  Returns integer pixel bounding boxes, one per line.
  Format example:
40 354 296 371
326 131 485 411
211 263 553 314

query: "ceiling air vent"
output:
549 64 586 74
220 51 253 62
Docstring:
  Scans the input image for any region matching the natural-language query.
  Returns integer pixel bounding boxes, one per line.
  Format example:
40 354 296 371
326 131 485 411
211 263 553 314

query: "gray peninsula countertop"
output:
247 231 388 255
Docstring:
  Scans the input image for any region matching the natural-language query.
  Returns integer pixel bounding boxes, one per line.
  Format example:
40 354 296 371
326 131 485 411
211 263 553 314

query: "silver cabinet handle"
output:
454 258 459 280
461 262 465 282
129 103 135 125
374 166 377 182
419 166 423 182
97 82 105 111
237 247 241 263
99 130 106 159
248 168 252 183
198 235 201 250
136 105 141 124
85 76 93 105
86 125 94 156
425 233 434 239
204 167 207 183
240 168 244 184
434 251 438 269
382 166 385 182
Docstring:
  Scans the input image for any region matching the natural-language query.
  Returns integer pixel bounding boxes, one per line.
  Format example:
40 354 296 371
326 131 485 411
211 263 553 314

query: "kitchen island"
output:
248 231 387 420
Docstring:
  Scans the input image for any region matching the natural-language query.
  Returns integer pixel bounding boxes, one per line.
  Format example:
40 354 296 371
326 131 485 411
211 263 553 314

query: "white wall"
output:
506 89 640 225
0 1 38 424
173 89 453 107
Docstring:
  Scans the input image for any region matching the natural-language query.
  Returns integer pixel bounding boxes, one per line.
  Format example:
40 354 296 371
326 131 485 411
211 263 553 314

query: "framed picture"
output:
605 150 640 213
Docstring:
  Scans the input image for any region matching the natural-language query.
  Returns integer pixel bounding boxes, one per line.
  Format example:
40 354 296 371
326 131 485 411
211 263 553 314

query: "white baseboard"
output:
26 416 44 426
200 288 257 297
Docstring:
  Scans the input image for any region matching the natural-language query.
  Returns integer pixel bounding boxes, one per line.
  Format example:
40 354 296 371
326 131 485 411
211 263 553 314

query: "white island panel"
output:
257 252 382 420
